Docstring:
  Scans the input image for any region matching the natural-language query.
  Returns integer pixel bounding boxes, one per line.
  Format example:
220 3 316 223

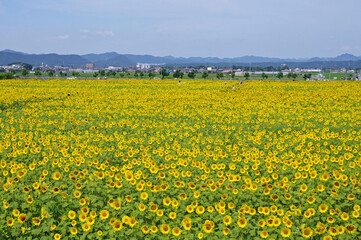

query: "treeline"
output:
0 73 15 80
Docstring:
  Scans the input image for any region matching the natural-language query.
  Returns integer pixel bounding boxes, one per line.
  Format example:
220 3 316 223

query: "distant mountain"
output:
82 52 120 62
94 55 135 67
2 49 28 55
1 49 361 68
0 51 88 67
308 53 361 62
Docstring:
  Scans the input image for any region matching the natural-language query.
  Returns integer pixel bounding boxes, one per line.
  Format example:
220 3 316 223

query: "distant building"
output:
86 63 95 69
136 63 151 69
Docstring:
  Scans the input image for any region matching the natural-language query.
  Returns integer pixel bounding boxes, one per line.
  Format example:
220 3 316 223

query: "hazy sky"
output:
1 0 361 58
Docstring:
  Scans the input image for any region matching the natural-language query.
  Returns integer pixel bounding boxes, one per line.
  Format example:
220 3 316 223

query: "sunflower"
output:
54 233 61 240
150 226 158 233
169 212 177 219
196 206 205 215
100 210 109 219
302 227 313 238
141 225 150 234
140 192 148 200
172 227 181 236
222 227 230 235
79 213 87 222
223 215 232 226
260 230 268 239
82 223 91 231
160 224 170 234
345 224 356 234
319 204 328 213
328 227 337 236
26 195 33 204
327 217 335 223
128 217 137 227
70 228 77 235
347 194 355 200
156 210 164 217
7 218 15 227
138 203 146 211
113 221 123 231
341 212 349 221
32 217 41 226
337 226 345 234
86 217 95 225
258 219 265 228
281 228 291 237
323 236 333 240
68 211 76 219
74 190 81 198
12 209 20 217
149 204 158 212
186 205 194 213
18 213 27 224
163 198 171 206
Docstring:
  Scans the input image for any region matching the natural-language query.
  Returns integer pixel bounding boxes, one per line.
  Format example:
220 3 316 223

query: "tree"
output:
134 72 139 78
292 73 298 79
303 73 312 80
160 68 169 79
93 72 99 78
188 71 196 79
100 69 106 76
216 72 223 79
231 72 235 79
180 72 184 79
21 69 29 76
173 70 182 79
106 71 111 77
202 71 209 79
126 71 131 76
71 71 80 77
10 69 16 75
244 72 250 80
148 72 155 79
59 71 64 77
276 72 283 79
261 72 268 79
119 73 125 78
48 71 55 77
140 72 144 78
287 72 293 80
35 70 42 77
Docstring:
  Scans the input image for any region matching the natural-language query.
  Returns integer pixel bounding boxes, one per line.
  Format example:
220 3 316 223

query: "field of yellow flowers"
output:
0 79 360 240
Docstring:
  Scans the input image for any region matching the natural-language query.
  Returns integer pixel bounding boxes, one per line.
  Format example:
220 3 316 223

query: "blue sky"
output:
1 0 361 58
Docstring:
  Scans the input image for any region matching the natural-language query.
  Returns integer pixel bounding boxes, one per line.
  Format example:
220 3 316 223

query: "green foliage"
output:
261 72 268 79
202 71 209 79
21 69 29 76
160 69 169 79
188 71 196 79
276 71 283 79
173 70 182 79
244 72 250 79
0 73 15 80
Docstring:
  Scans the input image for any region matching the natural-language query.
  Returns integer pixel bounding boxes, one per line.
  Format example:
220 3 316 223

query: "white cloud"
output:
96 30 114 36
80 29 90 34
57 34 70 40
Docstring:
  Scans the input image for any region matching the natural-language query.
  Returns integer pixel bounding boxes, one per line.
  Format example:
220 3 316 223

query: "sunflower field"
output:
0 79 360 240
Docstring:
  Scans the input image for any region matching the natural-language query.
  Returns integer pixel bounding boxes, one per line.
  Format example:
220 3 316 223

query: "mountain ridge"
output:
1 49 361 67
